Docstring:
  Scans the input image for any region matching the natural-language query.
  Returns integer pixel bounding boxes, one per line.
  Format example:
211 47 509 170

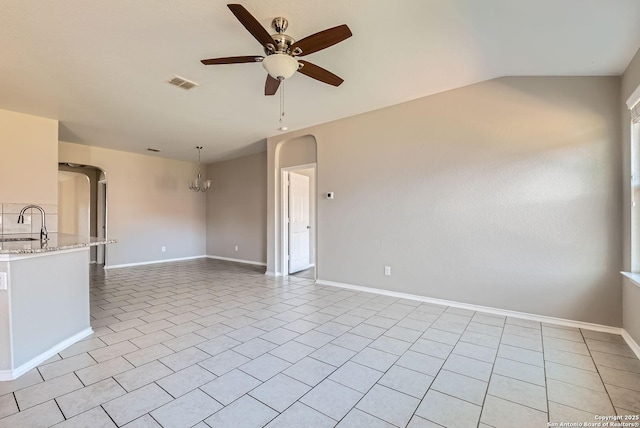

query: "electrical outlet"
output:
161 246 166 252
384 266 391 276
235 245 239 252
0 272 7 290
24 215 31 225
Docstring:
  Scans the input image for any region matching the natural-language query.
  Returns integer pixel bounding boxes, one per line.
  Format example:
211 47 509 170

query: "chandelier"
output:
189 146 211 192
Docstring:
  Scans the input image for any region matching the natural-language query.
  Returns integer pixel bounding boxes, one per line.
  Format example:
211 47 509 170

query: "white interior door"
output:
288 172 311 274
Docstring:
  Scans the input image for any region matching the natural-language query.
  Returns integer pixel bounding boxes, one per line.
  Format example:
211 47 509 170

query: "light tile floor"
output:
0 259 639 428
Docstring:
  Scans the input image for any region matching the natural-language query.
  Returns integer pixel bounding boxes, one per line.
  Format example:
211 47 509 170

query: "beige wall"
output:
621 47 640 343
58 172 90 236
206 151 267 264
59 141 206 267
268 76 623 327
0 109 58 205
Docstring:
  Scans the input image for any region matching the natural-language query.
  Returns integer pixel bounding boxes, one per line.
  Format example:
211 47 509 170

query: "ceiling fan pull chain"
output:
280 79 285 123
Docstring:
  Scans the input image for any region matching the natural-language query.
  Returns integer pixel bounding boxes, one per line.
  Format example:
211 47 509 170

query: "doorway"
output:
58 163 108 266
282 163 316 277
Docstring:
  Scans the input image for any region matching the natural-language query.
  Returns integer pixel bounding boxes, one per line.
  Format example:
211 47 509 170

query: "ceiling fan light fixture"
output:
262 53 298 80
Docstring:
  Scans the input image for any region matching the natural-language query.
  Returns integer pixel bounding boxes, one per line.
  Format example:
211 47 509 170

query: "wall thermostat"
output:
326 192 334 199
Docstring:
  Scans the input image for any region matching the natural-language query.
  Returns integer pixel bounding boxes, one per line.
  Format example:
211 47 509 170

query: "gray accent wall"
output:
622 47 640 343
268 76 623 327
206 151 267 264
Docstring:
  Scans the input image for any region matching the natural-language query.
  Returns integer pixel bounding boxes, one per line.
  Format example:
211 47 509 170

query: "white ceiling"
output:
2 0 640 163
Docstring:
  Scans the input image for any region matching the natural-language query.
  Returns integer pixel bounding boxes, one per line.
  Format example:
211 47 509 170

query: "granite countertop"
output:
0 233 117 255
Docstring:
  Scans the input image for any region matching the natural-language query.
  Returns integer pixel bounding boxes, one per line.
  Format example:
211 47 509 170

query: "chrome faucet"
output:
17 205 48 241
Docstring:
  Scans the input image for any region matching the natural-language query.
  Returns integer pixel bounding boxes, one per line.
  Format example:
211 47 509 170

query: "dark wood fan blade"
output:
297 60 344 86
201 56 262 65
265 75 281 96
227 4 274 48
290 25 352 56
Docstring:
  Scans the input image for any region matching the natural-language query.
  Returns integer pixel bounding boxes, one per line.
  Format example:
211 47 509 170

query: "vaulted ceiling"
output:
2 0 640 163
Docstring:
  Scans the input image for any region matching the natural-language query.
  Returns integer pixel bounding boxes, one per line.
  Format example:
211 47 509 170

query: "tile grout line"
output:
476 316 507 428
255 299 437 426
251 296 408 425
52 396 67 421
482 322 571 418
578 328 618 414
396 306 474 427
541 323 550 423
11 392 19 413
313 307 429 427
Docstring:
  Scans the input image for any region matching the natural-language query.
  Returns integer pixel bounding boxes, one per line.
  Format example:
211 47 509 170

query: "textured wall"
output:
59 142 206 267
206 152 267 264
268 76 622 326
621 46 640 343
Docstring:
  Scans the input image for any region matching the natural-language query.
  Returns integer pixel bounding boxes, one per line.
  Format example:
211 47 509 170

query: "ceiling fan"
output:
201 4 352 95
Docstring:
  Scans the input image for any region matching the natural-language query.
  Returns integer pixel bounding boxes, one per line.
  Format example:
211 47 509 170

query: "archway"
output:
274 135 318 278
58 163 108 266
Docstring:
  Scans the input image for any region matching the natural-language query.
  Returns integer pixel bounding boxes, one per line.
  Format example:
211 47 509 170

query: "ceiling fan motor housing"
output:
264 17 295 55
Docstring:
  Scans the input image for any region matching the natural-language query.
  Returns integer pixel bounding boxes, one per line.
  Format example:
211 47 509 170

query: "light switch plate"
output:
0 272 7 290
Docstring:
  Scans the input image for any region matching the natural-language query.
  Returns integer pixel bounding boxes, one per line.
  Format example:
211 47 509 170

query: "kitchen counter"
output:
0 233 116 255
0 234 116 381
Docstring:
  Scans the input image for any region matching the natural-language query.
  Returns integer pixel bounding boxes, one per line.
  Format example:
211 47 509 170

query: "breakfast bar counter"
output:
0 233 115 255
0 234 116 380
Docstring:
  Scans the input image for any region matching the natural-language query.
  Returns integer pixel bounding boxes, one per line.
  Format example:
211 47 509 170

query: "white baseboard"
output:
622 329 640 360
105 255 206 270
0 327 93 381
315 279 624 336
206 255 266 267
265 271 279 276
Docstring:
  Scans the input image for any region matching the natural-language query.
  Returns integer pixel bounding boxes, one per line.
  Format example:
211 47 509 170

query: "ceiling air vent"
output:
147 148 161 153
167 75 199 90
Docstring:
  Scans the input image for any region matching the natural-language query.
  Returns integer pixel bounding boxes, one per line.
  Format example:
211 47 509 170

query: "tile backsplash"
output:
0 203 58 235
